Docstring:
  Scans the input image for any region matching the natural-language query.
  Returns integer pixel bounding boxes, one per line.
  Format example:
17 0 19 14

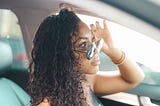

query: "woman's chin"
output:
88 66 99 74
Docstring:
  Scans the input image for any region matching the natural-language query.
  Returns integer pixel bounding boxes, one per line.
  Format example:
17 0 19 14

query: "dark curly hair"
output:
28 9 89 106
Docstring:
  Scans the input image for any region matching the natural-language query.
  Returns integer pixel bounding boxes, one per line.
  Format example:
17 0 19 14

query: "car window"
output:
0 9 27 70
78 14 160 86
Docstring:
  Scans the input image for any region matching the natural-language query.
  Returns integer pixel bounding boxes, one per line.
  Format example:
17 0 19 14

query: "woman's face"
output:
73 21 100 74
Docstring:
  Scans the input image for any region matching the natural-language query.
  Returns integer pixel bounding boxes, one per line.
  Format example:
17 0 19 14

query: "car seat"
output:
0 42 30 106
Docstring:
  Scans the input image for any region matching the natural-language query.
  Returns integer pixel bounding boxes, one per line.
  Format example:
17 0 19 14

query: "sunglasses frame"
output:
87 38 104 60
73 38 104 60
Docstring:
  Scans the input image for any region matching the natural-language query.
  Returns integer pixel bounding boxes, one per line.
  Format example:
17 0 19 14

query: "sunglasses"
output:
74 38 104 60
87 38 103 60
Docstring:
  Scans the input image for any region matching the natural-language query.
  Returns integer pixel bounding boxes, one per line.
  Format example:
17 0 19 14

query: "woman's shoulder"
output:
37 98 50 106
85 74 97 90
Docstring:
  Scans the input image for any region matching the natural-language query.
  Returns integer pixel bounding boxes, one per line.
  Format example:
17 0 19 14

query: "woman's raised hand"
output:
90 20 114 50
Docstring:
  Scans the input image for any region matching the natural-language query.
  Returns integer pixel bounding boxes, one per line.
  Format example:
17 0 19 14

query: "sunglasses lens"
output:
86 39 103 60
96 39 103 53
87 44 96 60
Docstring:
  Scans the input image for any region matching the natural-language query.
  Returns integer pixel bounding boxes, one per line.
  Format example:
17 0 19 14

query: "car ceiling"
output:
101 0 160 28
0 0 60 10
0 0 160 54
0 0 95 53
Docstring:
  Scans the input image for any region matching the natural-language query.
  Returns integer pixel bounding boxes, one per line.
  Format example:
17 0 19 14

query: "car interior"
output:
0 42 30 106
0 0 160 106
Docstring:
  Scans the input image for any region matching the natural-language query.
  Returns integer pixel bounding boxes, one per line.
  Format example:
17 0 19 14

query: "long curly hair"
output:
28 9 89 106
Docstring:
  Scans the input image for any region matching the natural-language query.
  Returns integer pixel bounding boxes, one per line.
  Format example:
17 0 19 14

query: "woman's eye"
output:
80 42 87 48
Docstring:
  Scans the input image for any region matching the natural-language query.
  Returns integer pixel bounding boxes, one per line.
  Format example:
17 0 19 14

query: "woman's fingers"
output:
90 20 108 38
90 24 96 32
90 24 96 30
91 20 107 30
90 24 98 37
103 20 107 29
96 21 101 29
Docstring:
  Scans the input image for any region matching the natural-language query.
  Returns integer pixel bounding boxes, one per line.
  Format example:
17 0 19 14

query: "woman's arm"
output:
87 20 145 96
86 51 144 96
104 48 145 84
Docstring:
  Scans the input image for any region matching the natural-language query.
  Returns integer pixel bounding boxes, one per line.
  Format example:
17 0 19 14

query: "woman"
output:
28 8 144 106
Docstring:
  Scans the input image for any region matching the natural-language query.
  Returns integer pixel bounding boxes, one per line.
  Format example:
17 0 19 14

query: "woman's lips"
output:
91 57 100 66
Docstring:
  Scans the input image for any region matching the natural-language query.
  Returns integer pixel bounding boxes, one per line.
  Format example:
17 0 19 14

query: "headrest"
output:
0 42 13 74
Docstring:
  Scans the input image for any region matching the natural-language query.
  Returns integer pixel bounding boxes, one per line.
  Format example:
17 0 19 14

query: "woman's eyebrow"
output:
78 37 88 40
73 37 88 45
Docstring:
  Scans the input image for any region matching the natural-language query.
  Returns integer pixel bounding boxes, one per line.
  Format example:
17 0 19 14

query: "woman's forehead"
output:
78 21 90 37
72 21 91 43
